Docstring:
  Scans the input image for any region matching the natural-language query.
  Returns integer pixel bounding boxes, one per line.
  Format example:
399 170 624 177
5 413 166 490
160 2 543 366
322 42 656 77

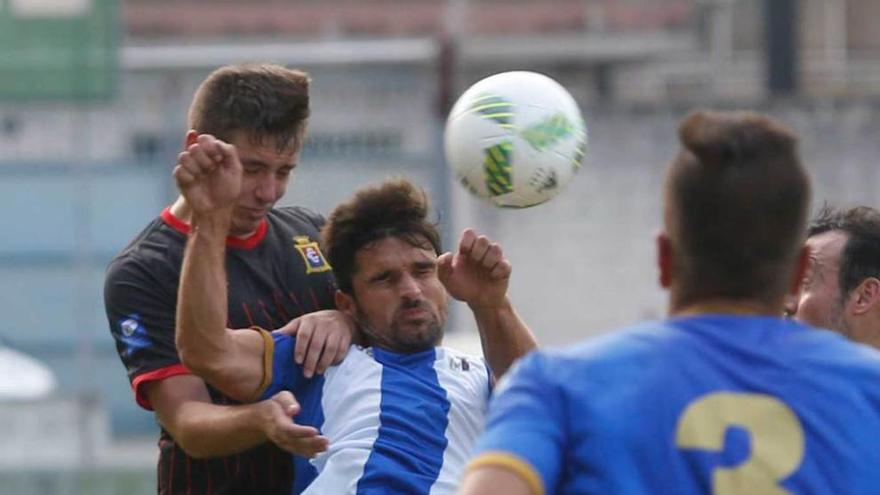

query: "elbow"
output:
176 437 211 460
172 429 215 460
175 331 226 380
178 347 223 383
177 346 203 374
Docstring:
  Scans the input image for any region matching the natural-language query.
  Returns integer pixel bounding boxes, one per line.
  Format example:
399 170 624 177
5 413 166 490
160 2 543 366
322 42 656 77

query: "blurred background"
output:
0 0 878 493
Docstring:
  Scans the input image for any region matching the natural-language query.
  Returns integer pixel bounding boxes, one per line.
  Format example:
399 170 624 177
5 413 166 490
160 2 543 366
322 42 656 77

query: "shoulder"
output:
790 322 880 373
436 346 489 373
105 217 184 285
549 321 678 365
506 322 679 389
271 206 326 231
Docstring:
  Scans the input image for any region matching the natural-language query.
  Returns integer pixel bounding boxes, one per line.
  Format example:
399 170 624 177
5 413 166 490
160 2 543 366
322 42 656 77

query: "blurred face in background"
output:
789 230 849 333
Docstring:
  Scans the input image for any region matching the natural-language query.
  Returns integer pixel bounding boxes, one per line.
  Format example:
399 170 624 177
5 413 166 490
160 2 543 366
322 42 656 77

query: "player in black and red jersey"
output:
104 63 353 495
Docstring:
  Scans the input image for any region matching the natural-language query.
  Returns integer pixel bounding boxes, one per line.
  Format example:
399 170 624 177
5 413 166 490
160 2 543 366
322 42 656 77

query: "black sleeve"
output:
297 206 326 232
104 256 188 410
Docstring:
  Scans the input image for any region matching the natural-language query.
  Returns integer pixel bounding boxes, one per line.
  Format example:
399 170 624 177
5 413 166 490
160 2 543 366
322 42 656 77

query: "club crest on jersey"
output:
294 236 331 274
450 357 471 372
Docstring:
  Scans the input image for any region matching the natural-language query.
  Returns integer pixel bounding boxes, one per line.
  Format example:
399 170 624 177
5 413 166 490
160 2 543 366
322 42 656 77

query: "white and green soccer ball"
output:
444 71 588 208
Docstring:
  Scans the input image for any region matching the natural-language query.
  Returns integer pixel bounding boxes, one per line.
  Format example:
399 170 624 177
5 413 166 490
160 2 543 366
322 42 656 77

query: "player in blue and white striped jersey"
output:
174 149 536 495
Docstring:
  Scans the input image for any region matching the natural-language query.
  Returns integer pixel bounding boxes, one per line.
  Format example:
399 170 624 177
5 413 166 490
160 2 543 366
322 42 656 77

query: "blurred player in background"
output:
173 131 536 494
787 205 880 349
459 110 880 495
105 63 355 495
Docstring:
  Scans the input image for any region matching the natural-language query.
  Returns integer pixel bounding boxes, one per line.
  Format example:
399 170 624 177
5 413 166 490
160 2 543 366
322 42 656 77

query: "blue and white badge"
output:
117 314 151 356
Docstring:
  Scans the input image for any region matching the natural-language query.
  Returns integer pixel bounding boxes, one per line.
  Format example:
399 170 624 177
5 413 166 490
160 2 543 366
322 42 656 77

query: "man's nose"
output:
399 273 423 299
254 173 279 203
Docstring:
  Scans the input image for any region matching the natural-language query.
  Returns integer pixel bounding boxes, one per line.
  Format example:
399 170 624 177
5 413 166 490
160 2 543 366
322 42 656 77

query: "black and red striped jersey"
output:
105 205 337 495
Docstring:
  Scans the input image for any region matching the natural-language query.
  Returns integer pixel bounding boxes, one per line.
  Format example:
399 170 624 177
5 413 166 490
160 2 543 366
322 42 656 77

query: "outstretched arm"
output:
438 229 536 379
173 134 268 400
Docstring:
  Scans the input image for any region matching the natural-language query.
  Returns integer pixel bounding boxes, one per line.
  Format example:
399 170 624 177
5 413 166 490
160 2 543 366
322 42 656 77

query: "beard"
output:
357 298 444 354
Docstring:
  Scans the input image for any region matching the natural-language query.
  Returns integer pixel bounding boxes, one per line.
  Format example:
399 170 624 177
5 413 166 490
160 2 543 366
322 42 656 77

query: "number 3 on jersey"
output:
675 392 805 495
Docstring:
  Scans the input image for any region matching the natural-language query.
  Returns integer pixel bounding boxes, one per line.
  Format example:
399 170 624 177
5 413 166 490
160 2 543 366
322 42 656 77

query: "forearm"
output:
176 212 265 400
176 212 234 374
149 375 270 459
165 399 271 459
470 298 537 379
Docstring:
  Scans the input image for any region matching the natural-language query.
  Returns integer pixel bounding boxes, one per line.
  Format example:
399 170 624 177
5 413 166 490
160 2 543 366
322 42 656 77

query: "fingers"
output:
458 228 477 255
301 326 327 378
314 332 342 376
294 323 314 368
457 229 507 275
436 252 453 284
172 164 196 188
196 134 225 163
470 235 492 264
175 134 225 183
270 390 301 416
490 259 512 280
291 311 355 377
265 394 329 457
275 318 302 336
216 140 242 173
276 434 329 458
480 244 503 272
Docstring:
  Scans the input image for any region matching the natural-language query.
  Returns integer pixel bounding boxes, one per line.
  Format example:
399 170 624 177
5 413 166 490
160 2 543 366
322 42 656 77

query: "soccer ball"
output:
444 71 588 208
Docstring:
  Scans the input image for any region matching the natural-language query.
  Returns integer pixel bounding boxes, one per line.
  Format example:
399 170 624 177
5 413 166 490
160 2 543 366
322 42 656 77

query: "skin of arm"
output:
458 465 536 495
438 228 537 379
146 374 327 458
175 209 268 401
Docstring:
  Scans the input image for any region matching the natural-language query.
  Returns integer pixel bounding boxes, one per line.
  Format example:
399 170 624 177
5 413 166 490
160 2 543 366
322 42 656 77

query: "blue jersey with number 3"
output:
470 315 880 495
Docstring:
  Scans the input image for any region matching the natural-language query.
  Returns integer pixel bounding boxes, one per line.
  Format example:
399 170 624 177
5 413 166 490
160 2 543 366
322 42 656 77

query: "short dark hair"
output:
187 63 310 151
664 110 811 307
322 178 442 294
808 205 880 297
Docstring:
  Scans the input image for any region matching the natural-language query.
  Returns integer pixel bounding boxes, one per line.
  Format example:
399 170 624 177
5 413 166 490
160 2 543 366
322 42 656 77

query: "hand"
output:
275 310 356 378
437 229 511 309
172 134 242 216
259 391 329 457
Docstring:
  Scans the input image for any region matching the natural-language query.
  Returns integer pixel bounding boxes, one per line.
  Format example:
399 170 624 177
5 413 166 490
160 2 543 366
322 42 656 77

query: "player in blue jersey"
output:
172 134 536 494
459 110 880 495
786 205 880 349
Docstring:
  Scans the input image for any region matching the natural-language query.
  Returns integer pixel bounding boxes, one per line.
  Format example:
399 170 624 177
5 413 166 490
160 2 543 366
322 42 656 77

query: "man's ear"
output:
789 245 810 296
335 290 356 318
184 130 199 148
656 231 673 289
849 278 880 315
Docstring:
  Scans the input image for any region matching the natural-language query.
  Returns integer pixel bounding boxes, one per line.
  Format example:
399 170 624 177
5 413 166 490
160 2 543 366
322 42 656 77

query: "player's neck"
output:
669 298 783 318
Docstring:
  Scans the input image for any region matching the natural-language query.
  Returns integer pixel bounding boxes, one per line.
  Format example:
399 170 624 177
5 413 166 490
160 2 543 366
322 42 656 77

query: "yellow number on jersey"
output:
675 392 805 495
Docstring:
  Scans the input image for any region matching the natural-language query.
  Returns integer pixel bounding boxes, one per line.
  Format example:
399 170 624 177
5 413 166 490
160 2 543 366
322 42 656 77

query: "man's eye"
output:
415 266 435 276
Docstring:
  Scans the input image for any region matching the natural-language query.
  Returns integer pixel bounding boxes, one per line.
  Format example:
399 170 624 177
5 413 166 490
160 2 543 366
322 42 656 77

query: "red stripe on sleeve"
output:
132 364 192 410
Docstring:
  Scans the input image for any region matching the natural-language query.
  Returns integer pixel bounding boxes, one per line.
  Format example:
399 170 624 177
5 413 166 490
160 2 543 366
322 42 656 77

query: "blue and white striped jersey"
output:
259 332 492 494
